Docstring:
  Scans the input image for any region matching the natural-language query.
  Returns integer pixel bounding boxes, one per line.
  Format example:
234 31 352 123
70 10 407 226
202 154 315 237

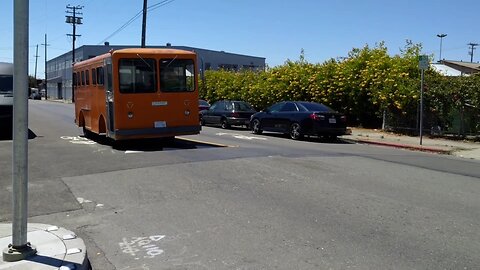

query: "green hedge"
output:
199 42 480 132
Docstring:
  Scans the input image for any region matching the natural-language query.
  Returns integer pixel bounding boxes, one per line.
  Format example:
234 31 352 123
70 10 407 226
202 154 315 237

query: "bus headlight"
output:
127 112 134 119
184 110 191 116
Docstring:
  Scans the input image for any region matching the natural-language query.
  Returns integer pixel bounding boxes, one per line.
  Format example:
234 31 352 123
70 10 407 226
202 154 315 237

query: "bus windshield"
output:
0 75 13 93
160 59 195 92
119 58 157 94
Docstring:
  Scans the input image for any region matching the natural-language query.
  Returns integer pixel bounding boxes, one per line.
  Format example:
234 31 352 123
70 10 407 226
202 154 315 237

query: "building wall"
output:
45 45 265 101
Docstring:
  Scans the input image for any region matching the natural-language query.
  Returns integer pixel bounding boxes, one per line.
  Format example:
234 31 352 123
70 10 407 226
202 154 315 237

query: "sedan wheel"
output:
221 119 230 129
251 119 262 134
289 123 303 140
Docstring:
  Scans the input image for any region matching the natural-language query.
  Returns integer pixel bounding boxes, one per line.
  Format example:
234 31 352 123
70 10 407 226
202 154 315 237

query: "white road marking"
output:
215 132 267 141
60 136 96 145
125 150 144 154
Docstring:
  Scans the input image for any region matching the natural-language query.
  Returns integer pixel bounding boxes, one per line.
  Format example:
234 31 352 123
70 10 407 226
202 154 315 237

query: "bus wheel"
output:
82 125 91 139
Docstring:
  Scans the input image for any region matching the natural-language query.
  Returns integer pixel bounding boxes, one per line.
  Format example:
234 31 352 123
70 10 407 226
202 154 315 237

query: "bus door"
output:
104 57 114 136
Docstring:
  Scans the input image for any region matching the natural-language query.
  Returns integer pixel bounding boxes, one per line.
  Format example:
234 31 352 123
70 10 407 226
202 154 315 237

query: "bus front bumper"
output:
112 125 201 140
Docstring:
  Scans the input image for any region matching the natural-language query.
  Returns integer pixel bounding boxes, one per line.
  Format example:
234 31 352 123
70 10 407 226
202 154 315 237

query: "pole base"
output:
2 243 37 262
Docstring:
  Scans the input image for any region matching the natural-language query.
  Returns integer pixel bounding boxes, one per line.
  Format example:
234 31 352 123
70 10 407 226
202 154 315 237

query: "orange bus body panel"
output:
74 48 200 140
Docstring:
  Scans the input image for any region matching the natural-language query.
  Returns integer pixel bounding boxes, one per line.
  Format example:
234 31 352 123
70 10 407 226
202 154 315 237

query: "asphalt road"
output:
1 100 480 269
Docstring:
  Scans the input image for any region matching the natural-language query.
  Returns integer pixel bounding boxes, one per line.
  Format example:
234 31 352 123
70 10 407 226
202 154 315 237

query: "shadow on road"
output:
257 132 353 144
0 127 37 141
84 134 225 152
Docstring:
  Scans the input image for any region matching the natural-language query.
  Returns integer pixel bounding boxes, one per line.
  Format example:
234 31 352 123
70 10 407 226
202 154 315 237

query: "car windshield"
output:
234 102 254 111
299 102 334 112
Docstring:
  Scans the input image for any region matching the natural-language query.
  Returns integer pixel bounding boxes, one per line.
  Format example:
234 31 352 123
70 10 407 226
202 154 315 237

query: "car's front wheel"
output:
221 118 230 129
251 119 263 134
289 123 303 140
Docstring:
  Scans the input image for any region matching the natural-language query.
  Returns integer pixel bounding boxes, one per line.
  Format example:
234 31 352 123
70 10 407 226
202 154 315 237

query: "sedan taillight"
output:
309 113 325 121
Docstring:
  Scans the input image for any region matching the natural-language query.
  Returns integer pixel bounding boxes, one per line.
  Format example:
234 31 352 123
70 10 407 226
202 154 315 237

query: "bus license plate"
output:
154 121 166 128
329 118 336 124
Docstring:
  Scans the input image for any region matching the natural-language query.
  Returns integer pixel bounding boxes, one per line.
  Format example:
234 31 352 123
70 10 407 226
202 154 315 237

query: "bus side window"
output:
97 67 104 85
73 73 77 86
81 71 85 86
92 68 97 85
86 70 90 85
76 72 81 86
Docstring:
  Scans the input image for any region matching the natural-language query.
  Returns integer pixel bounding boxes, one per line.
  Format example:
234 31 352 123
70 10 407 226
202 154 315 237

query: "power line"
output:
98 0 176 45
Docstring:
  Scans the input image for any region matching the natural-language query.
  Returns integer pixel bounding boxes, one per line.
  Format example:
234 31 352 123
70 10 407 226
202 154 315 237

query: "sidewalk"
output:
0 223 89 269
341 128 480 160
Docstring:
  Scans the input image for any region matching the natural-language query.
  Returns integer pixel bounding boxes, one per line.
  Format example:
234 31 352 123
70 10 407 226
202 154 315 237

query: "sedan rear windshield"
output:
299 102 334 112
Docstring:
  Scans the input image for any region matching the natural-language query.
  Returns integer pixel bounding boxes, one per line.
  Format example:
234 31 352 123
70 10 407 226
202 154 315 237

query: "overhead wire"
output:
98 0 177 45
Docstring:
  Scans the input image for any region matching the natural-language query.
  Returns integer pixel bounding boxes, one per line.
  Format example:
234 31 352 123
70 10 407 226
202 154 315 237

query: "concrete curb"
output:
0 223 90 269
343 138 453 154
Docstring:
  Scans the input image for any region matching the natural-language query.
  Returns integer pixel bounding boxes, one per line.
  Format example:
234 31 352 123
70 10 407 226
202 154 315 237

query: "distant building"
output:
432 60 480 76
45 44 266 101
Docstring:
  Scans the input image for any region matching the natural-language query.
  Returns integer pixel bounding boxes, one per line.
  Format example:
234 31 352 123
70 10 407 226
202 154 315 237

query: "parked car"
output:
199 99 210 111
250 101 347 140
29 92 41 100
200 100 256 129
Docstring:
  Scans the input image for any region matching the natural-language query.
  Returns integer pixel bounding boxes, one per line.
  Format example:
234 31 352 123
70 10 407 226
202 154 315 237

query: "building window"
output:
219 64 238 71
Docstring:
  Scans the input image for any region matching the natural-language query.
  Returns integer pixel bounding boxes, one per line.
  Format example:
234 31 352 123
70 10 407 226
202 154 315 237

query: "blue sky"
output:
0 0 478 78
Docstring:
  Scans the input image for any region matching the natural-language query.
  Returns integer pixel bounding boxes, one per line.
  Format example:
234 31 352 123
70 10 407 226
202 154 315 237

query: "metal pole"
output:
141 0 147 48
44 34 48 100
419 69 424 145
12 0 29 248
4 2 38 260
437 34 447 62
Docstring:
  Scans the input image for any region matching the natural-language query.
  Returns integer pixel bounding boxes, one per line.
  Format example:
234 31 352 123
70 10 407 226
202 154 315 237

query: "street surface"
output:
1 100 480 269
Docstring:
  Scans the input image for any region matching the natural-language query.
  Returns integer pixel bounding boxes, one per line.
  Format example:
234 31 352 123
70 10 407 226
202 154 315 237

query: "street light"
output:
437 34 447 62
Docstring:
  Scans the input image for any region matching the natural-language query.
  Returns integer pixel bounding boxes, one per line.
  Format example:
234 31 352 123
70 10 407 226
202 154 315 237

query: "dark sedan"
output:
250 101 347 140
200 100 256 129
199 99 210 111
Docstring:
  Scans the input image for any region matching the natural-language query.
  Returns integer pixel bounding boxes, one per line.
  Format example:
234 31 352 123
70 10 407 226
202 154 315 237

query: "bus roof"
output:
113 48 196 56
74 48 196 68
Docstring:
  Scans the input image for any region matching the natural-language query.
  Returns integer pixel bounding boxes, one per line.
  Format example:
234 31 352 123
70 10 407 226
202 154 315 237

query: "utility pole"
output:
34 44 39 85
468 43 478 63
66 5 83 102
141 0 148 48
41 34 50 100
436 34 447 62
2 0 37 262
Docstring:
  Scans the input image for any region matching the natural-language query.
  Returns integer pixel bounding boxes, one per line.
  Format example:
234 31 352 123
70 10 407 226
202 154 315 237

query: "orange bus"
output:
74 48 200 140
